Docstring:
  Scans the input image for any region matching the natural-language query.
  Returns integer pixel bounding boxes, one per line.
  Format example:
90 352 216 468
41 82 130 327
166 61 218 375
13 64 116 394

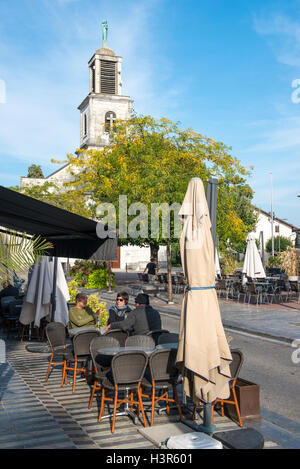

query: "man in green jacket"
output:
68 293 100 329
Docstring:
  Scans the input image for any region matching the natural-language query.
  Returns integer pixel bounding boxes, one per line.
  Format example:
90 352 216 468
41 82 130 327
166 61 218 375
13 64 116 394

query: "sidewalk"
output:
100 271 300 344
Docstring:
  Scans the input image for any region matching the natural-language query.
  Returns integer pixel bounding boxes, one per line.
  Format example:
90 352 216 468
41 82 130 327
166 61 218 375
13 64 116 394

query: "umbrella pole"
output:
197 403 216 434
51 257 58 322
107 261 113 293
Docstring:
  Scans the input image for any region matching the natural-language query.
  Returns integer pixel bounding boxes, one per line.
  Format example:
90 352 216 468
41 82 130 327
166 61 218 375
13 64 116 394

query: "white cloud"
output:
253 13 300 67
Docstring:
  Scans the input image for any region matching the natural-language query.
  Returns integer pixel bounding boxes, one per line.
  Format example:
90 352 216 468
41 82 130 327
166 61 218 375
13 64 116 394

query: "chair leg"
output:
173 385 183 421
137 384 147 428
61 360 67 387
89 381 98 409
72 358 78 393
112 387 118 433
151 383 156 427
45 353 54 381
98 387 105 422
232 386 243 427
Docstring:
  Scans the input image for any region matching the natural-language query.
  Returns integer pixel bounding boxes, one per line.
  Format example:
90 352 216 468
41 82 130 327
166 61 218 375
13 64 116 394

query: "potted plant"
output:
279 246 299 281
87 294 109 332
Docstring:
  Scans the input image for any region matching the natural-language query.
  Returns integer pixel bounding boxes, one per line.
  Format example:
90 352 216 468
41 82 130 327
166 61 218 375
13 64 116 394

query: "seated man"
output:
68 293 100 329
105 293 161 336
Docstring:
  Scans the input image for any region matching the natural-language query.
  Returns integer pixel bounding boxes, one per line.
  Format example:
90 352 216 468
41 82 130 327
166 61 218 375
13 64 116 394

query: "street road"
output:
161 311 300 424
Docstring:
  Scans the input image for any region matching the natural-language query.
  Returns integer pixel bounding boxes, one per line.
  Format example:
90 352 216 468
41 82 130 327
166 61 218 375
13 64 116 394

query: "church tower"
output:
78 21 133 150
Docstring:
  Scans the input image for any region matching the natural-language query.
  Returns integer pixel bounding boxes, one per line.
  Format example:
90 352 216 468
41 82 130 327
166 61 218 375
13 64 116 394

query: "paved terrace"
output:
0 270 299 449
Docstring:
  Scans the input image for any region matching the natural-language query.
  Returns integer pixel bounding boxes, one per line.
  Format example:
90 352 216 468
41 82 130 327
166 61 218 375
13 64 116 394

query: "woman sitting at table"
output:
68 293 100 329
107 291 131 325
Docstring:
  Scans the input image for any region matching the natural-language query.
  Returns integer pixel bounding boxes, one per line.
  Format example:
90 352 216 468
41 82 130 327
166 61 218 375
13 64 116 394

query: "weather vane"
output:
102 20 108 47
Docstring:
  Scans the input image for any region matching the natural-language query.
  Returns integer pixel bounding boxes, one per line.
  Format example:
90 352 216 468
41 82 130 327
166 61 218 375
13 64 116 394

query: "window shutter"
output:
101 60 116 94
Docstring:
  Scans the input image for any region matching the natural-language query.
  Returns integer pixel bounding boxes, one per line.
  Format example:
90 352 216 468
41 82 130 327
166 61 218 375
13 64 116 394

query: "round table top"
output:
97 342 178 356
68 326 100 337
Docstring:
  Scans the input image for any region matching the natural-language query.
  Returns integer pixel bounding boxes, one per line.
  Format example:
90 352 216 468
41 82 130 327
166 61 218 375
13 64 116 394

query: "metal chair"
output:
104 328 129 346
61 329 100 392
141 348 183 426
158 332 179 345
45 322 71 381
125 335 155 349
212 349 244 427
88 335 119 409
247 282 263 305
98 350 148 433
3 299 23 338
146 329 169 345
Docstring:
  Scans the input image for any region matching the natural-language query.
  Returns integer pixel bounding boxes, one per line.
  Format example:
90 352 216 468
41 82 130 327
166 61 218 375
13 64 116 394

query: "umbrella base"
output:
197 423 217 434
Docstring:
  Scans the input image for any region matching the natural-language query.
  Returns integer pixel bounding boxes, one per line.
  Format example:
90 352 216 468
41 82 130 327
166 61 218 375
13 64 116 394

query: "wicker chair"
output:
157 332 179 345
61 329 100 392
141 348 183 426
125 335 155 349
104 328 129 346
88 335 120 409
212 349 244 427
45 322 71 382
98 350 148 433
146 329 169 345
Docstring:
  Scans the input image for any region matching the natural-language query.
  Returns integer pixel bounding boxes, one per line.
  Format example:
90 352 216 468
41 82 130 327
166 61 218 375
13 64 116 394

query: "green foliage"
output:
69 260 105 276
0 230 52 282
64 114 256 256
68 280 80 303
85 269 116 289
220 251 240 275
87 295 109 327
27 164 44 178
267 256 282 268
266 236 293 254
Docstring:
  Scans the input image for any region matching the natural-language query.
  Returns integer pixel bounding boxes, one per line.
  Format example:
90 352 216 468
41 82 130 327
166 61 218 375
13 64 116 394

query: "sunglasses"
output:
116 298 125 302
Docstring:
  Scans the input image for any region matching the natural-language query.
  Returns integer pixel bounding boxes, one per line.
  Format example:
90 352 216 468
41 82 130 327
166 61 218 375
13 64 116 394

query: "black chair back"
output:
105 328 129 346
46 322 67 349
73 330 101 357
90 336 119 370
112 351 148 385
158 332 179 345
149 348 178 381
146 329 169 345
125 335 155 349
229 349 244 380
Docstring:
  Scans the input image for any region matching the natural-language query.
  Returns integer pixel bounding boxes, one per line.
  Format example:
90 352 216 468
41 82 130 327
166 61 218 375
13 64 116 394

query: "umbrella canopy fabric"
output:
0 185 117 261
176 178 232 404
215 248 221 278
242 232 266 282
20 257 70 327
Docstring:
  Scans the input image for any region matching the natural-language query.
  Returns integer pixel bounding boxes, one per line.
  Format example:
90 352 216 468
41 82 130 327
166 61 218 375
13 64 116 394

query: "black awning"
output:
0 186 117 260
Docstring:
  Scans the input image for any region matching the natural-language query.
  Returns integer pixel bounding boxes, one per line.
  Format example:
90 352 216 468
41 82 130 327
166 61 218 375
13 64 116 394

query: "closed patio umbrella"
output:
242 232 266 284
20 257 69 328
176 178 232 406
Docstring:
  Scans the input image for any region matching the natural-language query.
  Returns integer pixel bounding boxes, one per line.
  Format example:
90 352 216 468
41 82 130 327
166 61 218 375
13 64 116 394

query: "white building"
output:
252 206 299 252
20 26 167 271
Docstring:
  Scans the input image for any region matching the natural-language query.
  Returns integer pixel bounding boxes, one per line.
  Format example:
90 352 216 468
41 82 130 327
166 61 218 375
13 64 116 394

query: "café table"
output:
96 343 178 423
68 326 101 338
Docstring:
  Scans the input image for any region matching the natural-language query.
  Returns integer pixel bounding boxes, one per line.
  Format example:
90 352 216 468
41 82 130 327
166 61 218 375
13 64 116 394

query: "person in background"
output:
105 293 161 336
143 258 158 282
68 293 100 329
0 280 19 301
107 291 131 325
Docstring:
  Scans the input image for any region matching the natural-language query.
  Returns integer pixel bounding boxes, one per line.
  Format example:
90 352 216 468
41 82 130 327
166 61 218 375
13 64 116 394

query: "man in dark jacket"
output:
105 293 161 336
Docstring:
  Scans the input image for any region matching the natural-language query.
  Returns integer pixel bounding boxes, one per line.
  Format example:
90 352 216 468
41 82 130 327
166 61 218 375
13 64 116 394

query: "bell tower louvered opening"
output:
101 60 116 94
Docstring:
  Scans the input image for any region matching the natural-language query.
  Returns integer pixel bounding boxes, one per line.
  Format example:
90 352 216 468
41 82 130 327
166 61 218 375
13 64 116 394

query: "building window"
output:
105 111 116 132
101 60 116 94
83 113 88 137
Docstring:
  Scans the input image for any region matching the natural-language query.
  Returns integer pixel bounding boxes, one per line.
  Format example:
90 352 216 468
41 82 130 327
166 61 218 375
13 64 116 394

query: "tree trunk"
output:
166 239 173 303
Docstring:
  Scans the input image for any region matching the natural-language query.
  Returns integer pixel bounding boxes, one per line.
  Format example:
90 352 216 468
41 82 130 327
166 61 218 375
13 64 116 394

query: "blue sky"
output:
0 0 300 227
